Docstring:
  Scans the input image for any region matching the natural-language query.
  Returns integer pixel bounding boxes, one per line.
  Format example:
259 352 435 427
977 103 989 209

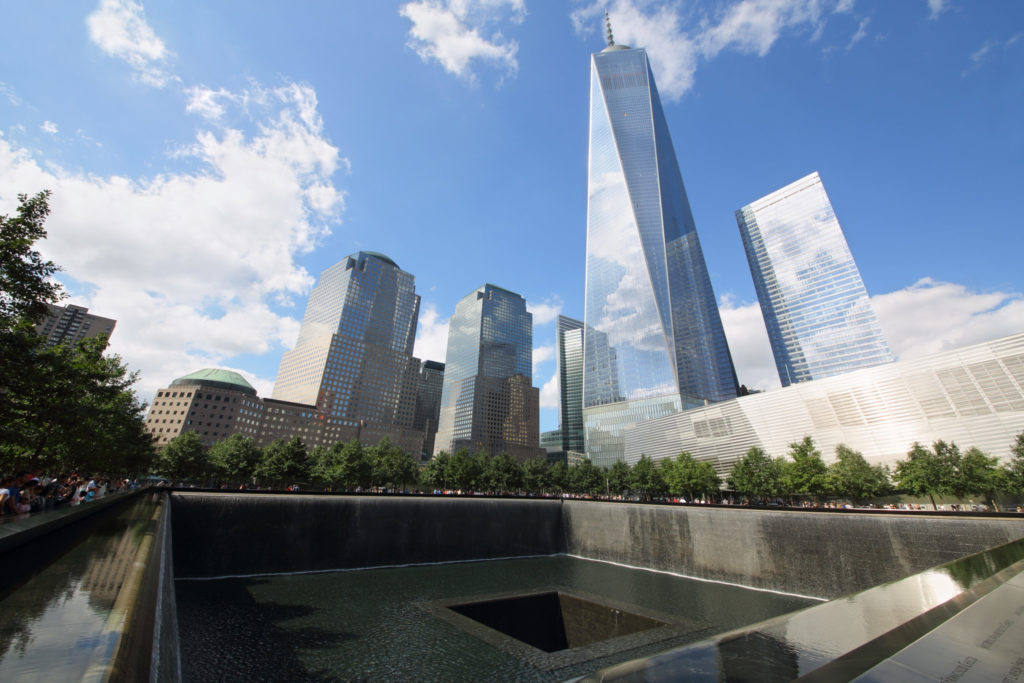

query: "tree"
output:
728 446 784 503
782 437 828 502
826 444 890 504
0 190 63 329
158 431 210 482
662 451 721 501
546 461 568 493
1003 432 1024 495
448 448 479 491
606 460 632 496
209 433 261 484
953 446 1003 509
567 459 603 495
486 453 523 493
521 456 548 494
631 455 665 501
368 437 418 491
422 450 452 490
255 436 309 487
893 441 954 510
318 439 372 490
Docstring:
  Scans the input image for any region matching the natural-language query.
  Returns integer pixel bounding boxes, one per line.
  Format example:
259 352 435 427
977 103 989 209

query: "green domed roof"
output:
359 251 398 268
170 368 258 396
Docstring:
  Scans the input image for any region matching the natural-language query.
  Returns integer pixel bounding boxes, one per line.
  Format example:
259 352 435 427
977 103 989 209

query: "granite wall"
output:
170 493 1024 599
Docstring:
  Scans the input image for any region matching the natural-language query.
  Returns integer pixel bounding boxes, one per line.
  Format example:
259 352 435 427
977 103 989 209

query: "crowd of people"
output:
0 472 138 518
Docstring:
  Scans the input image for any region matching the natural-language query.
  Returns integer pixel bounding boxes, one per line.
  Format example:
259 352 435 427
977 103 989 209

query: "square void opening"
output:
449 590 667 653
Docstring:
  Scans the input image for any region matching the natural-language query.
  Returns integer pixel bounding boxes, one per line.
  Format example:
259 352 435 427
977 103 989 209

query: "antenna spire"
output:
605 10 615 47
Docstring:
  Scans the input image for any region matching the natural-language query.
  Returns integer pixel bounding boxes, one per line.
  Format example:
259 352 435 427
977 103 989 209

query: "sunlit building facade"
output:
434 284 542 462
583 38 738 466
737 172 893 386
272 252 424 454
624 332 1024 474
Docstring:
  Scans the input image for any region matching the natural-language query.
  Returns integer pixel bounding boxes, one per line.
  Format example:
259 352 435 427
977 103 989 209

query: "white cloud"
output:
528 296 563 325
927 0 947 21
0 79 346 402
533 343 555 375
86 0 173 87
572 0 840 101
539 370 559 409
400 0 522 81
414 302 450 363
847 17 869 50
41 121 59 134
185 86 235 120
873 278 1024 360
719 295 780 392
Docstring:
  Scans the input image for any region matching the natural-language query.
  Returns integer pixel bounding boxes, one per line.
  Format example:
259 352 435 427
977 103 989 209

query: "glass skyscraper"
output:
413 360 445 461
556 315 585 455
736 172 893 387
583 35 738 466
434 284 542 462
272 251 424 453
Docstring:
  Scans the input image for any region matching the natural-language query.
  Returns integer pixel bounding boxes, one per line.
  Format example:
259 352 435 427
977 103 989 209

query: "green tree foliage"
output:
1003 432 1024 495
448 448 479 491
0 191 63 328
0 191 154 476
630 454 665 501
546 461 568 493
826 444 891 503
486 453 523 493
893 442 954 510
157 431 210 482
567 459 604 495
606 460 631 496
255 436 309 487
368 437 418 490
315 439 372 490
422 450 452 490
782 437 829 502
209 433 261 483
661 451 721 501
521 456 548 493
728 446 784 502
952 446 1004 508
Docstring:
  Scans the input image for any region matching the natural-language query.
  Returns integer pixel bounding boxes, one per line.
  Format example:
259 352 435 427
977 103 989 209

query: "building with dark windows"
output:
434 284 543 462
582 26 738 466
556 316 585 456
144 369 263 448
271 251 424 455
413 360 445 461
35 303 116 347
736 172 894 386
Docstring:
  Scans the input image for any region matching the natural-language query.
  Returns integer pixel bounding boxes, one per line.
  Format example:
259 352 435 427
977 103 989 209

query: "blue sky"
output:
1 0 1022 433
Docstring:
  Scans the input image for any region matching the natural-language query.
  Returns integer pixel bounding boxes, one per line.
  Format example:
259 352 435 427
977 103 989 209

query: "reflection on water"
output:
0 495 156 682
176 556 813 682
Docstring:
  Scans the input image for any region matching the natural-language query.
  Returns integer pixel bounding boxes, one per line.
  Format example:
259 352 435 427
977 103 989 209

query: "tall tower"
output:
556 315 585 455
434 284 542 462
736 171 893 386
271 251 424 453
583 22 738 466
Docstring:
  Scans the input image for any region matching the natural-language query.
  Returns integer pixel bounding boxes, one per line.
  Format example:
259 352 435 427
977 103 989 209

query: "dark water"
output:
176 556 814 681
0 494 157 682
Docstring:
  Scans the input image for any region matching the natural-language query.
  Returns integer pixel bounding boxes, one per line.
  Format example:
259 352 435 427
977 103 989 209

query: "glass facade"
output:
271 252 424 453
556 315 585 454
736 172 893 386
583 44 738 465
413 360 445 460
434 284 541 461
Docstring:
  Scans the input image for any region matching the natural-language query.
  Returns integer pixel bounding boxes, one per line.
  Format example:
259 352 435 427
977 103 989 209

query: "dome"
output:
170 368 258 396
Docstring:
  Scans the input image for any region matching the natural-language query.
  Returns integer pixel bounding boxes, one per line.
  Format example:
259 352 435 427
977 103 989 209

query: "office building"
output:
434 284 543 462
271 251 424 454
144 369 263 448
583 23 738 465
556 315 585 455
413 360 445 461
736 172 893 386
35 303 116 347
624 332 1024 474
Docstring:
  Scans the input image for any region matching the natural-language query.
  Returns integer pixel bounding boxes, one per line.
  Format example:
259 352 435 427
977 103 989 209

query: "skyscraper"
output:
434 284 542 462
35 303 116 347
413 360 445 461
736 172 893 386
583 24 738 465
272 251 424 454
556 315 585 455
